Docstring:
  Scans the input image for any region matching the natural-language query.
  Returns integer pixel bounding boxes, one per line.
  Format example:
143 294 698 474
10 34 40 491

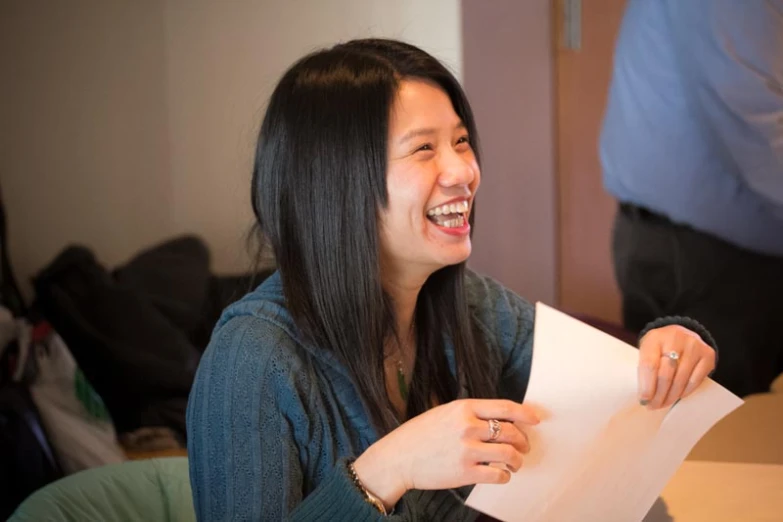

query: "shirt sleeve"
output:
186 315 393 521
670 0 783 217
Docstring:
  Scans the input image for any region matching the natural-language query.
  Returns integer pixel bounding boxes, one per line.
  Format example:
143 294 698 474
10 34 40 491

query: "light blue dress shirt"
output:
601 0 783 256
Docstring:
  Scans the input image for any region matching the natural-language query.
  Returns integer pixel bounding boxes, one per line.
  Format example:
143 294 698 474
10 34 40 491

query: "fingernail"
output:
639 399 649 406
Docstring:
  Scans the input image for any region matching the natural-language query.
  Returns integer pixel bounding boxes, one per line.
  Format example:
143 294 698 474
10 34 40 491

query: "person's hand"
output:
352 398 539 509
637 325 716 409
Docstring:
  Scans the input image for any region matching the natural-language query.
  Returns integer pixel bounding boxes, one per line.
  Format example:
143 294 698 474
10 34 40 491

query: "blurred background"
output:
9 2 780 520
0 0 623 323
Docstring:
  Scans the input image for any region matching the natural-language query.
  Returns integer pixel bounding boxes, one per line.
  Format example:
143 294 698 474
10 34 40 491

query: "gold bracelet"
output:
347 460 389 515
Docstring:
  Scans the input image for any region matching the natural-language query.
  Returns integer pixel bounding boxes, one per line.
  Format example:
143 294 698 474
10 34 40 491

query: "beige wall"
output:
462 0 557 305
0 0 462 297
0 2 173 297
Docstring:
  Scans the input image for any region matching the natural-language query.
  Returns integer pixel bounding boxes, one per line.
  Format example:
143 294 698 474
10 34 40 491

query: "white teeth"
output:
440 215 466 228
426 200 470 217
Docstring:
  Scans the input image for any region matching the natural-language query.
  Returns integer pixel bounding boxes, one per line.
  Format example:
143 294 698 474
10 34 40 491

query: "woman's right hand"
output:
352 399 540 510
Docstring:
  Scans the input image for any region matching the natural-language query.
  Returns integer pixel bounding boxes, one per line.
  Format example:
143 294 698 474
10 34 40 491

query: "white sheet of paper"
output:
465 302 743 522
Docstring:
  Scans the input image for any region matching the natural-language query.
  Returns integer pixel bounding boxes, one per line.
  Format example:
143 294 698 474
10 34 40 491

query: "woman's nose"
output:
438 151 476 187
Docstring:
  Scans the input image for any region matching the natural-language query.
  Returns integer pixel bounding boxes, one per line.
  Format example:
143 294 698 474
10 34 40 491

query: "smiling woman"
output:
185 38 718 521
381 79 479 284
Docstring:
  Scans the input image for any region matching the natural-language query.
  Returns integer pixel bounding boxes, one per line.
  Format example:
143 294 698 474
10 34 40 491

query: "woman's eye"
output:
456 135 470 145
415 143 434 153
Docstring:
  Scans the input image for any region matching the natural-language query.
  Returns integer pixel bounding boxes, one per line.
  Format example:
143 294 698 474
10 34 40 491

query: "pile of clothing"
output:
1 234 271 517
34 235 270 441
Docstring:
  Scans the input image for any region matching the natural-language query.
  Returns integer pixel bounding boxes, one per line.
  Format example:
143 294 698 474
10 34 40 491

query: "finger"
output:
469 441 524 472
468 463 512 485
682 358 714 398
473 419 530 453
662 346 699 407
637 338 662 403
647 353 677 408
469 399 540 425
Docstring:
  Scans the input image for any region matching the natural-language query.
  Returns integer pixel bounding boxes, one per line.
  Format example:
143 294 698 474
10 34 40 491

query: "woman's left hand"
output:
637 325 716 409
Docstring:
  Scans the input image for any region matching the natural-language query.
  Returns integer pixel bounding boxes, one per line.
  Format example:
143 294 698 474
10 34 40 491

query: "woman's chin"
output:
431 245 472 269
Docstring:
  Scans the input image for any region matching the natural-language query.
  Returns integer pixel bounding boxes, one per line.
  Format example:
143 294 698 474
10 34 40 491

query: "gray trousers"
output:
612 204 783 397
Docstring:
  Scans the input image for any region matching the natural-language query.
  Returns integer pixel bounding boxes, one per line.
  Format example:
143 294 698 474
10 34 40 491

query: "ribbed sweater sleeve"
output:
290 458 414 521
187 315 410 521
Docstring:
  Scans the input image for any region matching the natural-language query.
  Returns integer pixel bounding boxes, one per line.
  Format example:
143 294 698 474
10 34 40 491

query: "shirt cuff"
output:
638 316 719 371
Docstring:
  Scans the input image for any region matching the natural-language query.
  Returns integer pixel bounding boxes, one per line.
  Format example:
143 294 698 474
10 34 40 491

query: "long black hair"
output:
251 38 494 434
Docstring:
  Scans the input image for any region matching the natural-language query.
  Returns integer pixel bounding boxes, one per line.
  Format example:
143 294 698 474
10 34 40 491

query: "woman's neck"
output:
381 259 433 334
383 274 425 344
382 267 432 412
383 279 419 419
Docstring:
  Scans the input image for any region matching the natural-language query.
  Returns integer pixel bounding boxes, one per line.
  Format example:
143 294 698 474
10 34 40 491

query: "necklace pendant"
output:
397 364 408 402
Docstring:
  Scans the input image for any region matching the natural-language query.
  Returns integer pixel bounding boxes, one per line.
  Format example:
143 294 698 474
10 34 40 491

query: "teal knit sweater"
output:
186 270 534 520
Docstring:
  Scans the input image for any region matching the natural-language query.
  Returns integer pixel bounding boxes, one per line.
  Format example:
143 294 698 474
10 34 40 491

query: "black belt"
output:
619 203 672 225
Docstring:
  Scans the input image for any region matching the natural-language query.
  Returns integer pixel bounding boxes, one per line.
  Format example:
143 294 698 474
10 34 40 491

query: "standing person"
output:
601 0 782 397
187 38 717 520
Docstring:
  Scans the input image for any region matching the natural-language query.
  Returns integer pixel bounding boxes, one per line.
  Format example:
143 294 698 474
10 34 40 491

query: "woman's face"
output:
379 79 480 283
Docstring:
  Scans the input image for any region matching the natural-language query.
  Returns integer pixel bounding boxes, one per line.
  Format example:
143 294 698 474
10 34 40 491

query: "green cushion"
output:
10 457 195 522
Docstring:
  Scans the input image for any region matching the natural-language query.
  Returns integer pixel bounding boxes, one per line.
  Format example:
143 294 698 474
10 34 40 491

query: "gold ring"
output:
488 419 502 441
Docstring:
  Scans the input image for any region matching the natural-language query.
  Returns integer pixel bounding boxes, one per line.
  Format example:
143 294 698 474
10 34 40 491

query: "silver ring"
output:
488 419 502 441
667 351 680 365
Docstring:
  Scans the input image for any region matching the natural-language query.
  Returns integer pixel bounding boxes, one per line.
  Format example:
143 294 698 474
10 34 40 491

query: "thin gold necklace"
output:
396 358 409 402
395 324 414 402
